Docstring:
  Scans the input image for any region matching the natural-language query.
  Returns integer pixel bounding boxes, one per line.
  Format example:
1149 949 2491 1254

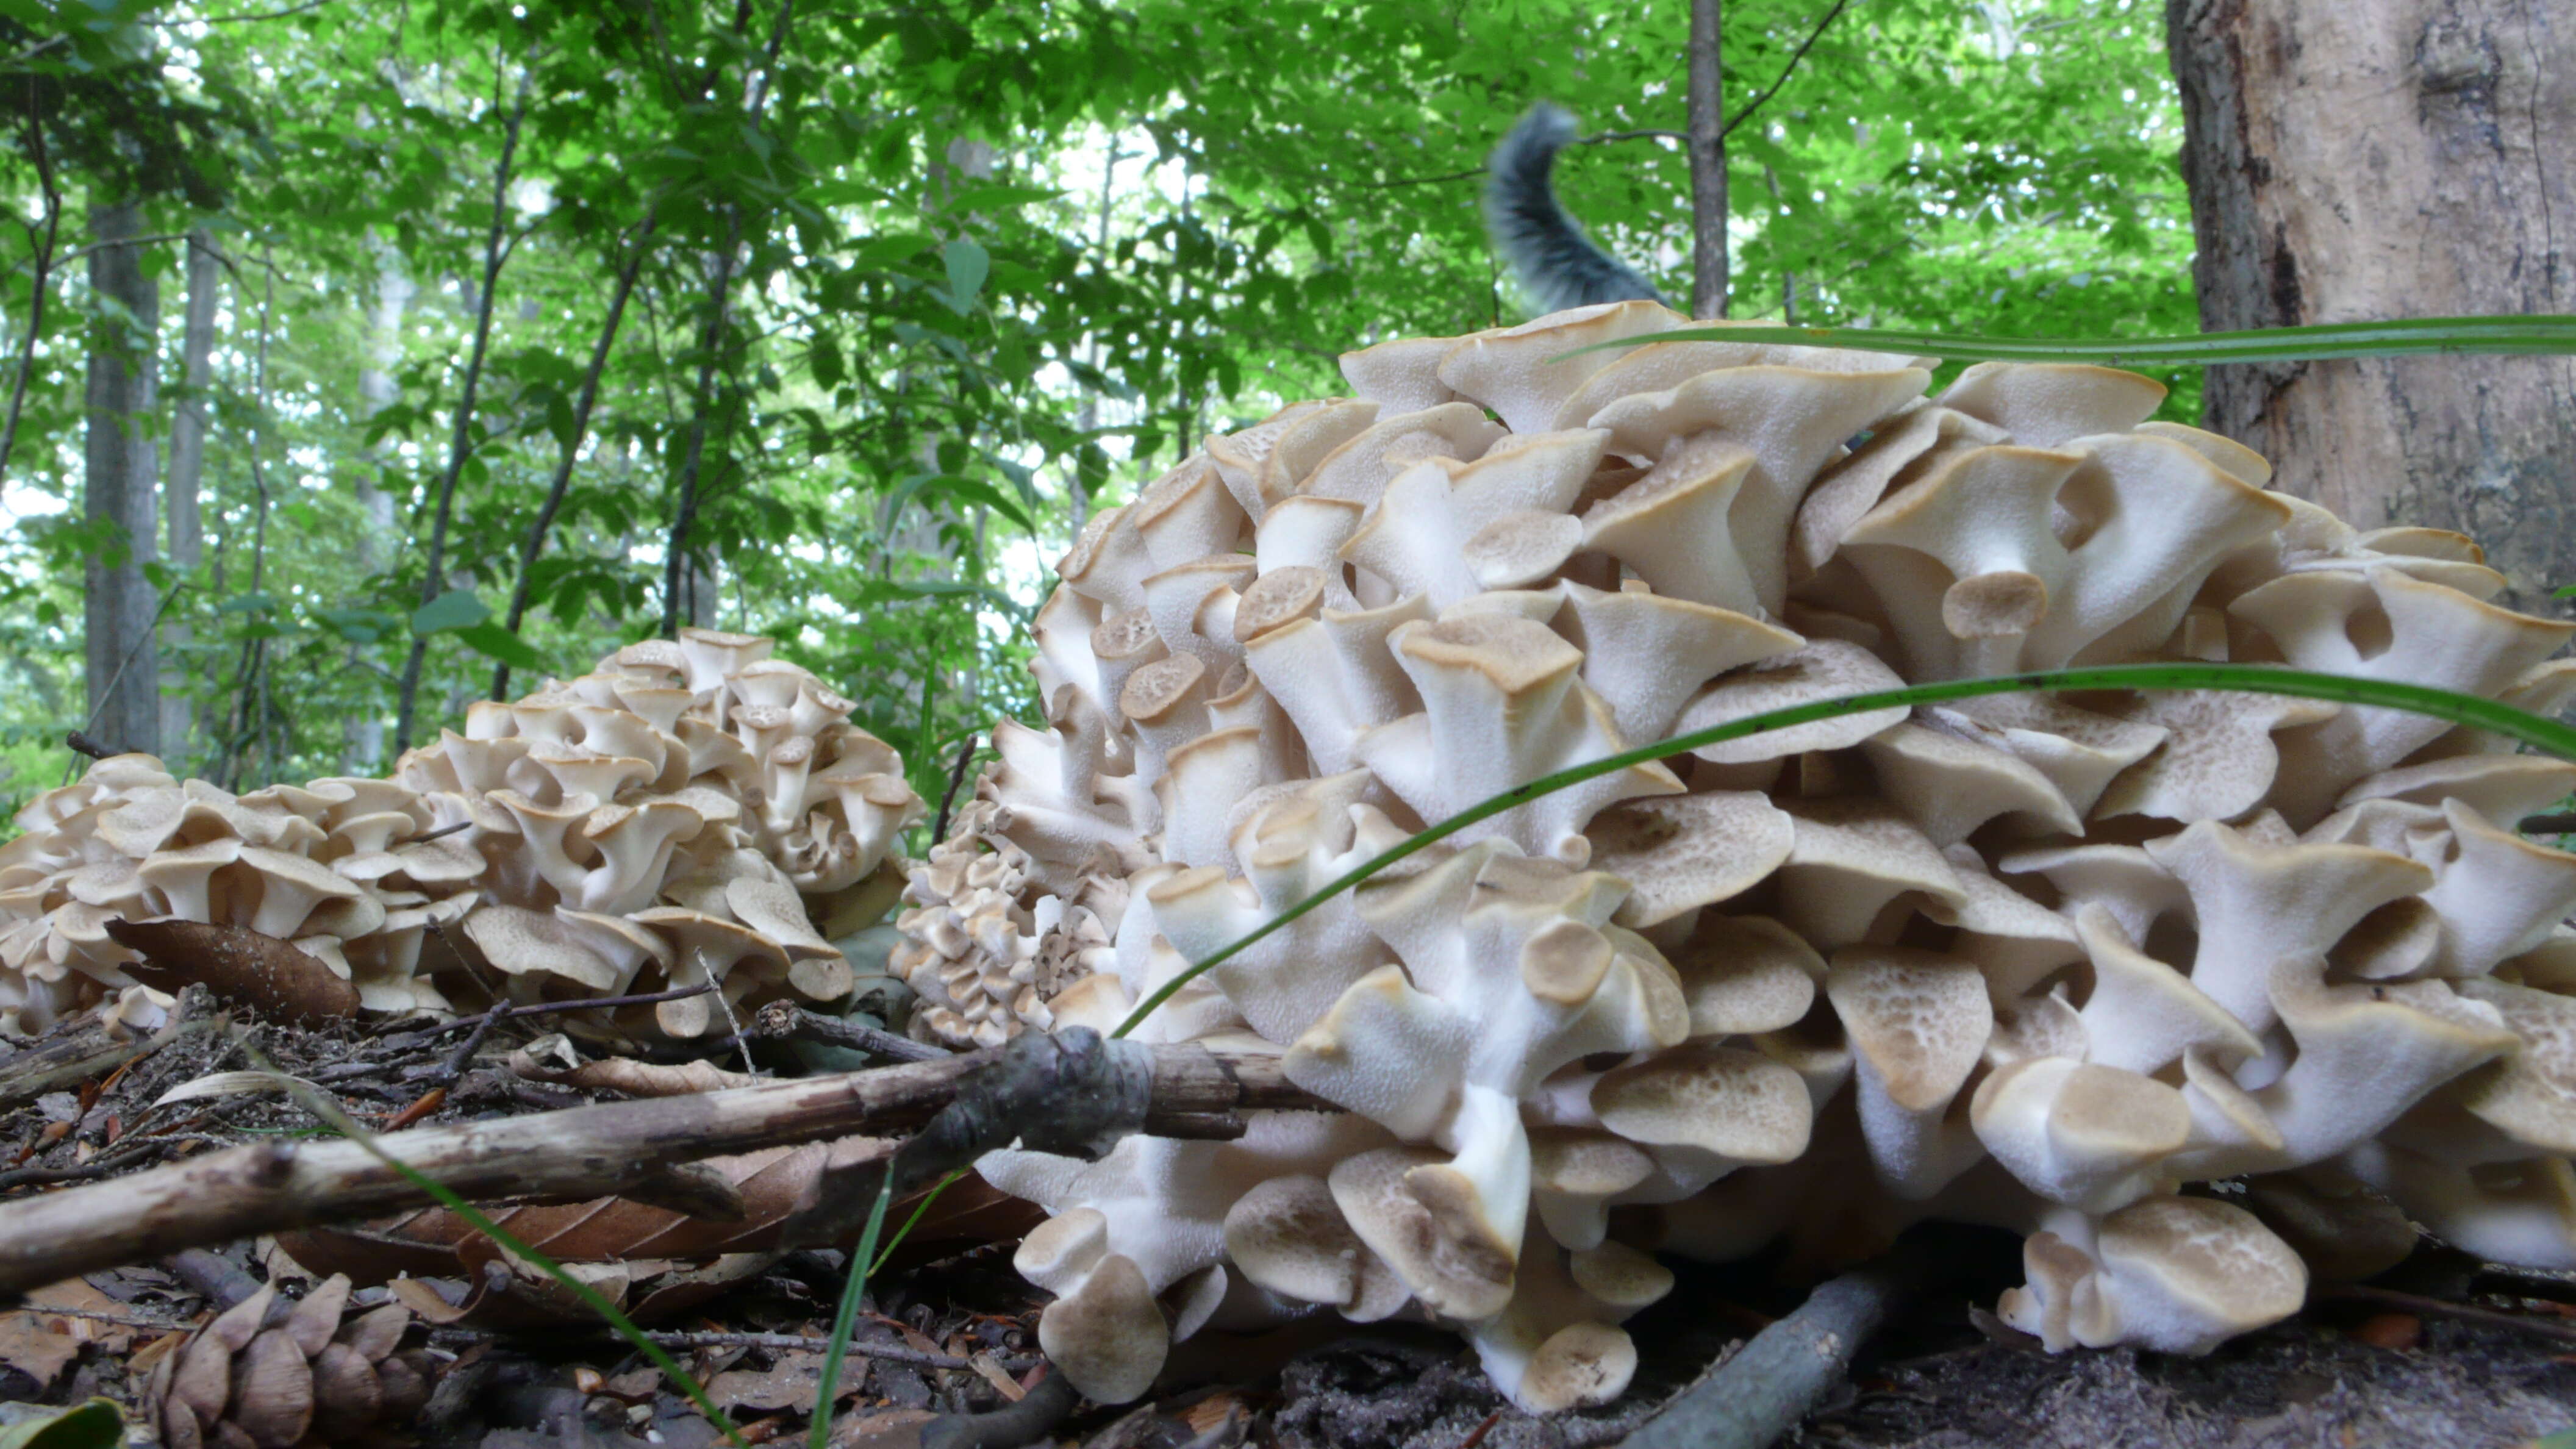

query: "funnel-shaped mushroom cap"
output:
1667 915 1823 1037
2338 755 2576 829
1578 438 1764 618
2145 819 2434 1039
1584 792 1795 931
1590 1040 1814 1167
1589 364 1932 613
1828 945 1992 1197
1222 1173 1410 1320
1204 398 1378 518
1861 721 2083 846
1932 361 2166 447
1971 1057 2191 1213
2356 1145 2576 1270
2230 567 2575 823
1778 800 1966 950
1129 454 1246 571
1792 403 2011 576
2444 978 2576 1156
1671 639 1909 767
2072 906 2263 1076
1464 1239 1647 1412
1339 333 1465 413
1552 334 1937 435
1329 1145 1523 1321
1528 1127 1659 1250
1553 581 1801 747
1243 593 1431 777
1356 614 1682 862
1926 695 2167 821
1304 402 1509 507
1037 1251 1168 1404
1283 963 1472 1140
2091 685 2340 824
1434 301 1685 437
1998 1197 2305 1353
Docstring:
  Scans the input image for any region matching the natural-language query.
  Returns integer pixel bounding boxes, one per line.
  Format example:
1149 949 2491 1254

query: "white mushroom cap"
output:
1997 1197 2305 1353
1433 300 1684 437
1036 1251 1168 1404
1970 1056 2189 1212
1584 792 1795 931
1827 945 1992 1197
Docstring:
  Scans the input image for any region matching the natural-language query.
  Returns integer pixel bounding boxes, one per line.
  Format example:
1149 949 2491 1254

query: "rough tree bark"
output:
2169 0 2574 611
349 231 413 770
1687 0 1729 319
158 231 219 767
82 198 161 760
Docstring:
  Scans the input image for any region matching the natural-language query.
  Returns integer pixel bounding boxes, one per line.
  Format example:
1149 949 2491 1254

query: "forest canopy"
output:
0 0 2190 820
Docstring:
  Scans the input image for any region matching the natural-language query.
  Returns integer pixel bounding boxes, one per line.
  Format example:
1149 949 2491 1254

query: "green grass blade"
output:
266 1063 750 1447
1112 662 2576 1039
810 1175 898 1445
1565 315 2576 367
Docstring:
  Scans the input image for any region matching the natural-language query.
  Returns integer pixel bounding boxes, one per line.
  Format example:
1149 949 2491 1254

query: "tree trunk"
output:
350 231 413 770
2169 0 2574 612
82 198 161 761
159 231 220 768
1687 0 1729 319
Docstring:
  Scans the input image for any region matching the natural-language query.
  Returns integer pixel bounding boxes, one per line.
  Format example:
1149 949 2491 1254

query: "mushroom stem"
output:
1616 1232 1946 1449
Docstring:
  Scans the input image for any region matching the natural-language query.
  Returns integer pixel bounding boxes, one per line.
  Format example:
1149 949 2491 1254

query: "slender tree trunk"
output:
493 208 660 699
660 0 800 640
0 102 60 480
157 231 219 767
349 231 413 770
1687 0 1729 319
392 82 529 756
82 198 162 760
2169 0 2574 611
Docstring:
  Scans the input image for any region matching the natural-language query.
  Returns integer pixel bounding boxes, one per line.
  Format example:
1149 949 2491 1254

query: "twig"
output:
407 819 474 844
63 729 117 760
1718 0 1859 145
1616 1234 1939 1449
637 1329 994 1373
751 1000 950 1063
367 982 716 1051
2321 1283 2576 1348
0 1032 1330 1296
932 731 982 843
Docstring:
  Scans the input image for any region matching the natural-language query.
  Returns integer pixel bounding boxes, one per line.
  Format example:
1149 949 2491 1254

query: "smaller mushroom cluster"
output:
0 629 925 1037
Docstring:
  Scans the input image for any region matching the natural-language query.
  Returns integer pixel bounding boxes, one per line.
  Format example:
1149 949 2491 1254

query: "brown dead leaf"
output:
967 1351 1023 1403
829 1408 935 1449
705 1350 829 1413
0 1278 140 1389
510 1034 767 1096
109 917 360 1023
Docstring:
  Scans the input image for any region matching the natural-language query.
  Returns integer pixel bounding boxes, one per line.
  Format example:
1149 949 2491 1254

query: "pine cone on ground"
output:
146 1274 435 1449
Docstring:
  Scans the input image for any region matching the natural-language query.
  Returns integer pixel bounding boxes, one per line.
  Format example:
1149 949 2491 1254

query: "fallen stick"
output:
0 1031 1328 1299
1616 1234 1941 1449
0 984 214 1112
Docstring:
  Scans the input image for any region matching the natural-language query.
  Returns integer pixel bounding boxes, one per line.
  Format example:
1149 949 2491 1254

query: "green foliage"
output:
0 0 2205 823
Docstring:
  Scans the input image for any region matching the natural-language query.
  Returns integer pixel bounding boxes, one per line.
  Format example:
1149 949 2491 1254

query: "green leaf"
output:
454 621 542 670
941 238 989 312
410 589 490 635
0 1400 124 1449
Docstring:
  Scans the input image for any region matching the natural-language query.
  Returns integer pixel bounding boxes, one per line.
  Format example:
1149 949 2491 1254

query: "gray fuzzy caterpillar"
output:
1484 102 1666 312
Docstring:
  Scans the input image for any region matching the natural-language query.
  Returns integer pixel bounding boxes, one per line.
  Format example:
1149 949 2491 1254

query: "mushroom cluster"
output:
903 301 2576 1411
0 629 925 1038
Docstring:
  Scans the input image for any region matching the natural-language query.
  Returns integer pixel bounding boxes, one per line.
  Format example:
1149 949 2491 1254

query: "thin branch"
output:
491 204 662 700
55 229 193 268
1717 0 1858 145
393 64 533 754
660 0 799 637
0 77 62 478
0 1034 1329 1296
